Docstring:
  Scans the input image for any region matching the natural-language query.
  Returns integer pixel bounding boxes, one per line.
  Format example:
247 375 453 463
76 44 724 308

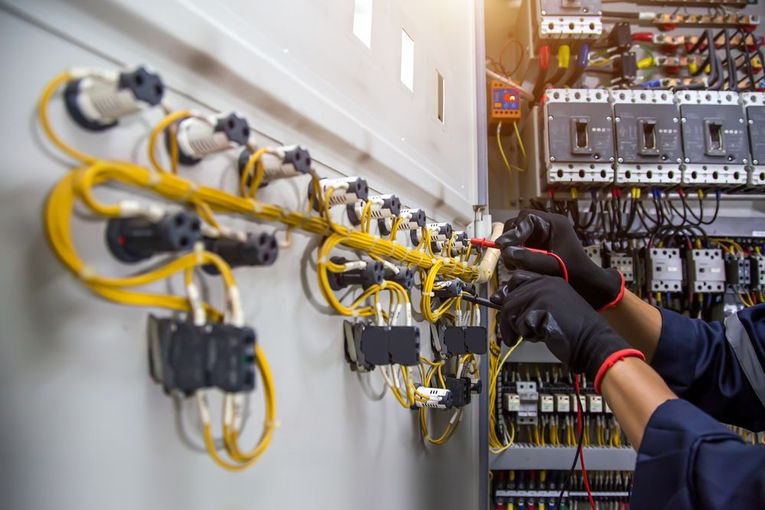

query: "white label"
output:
556 394 570 413
506 394 520 412
540 394 554 413
753 231 765 238
588 395 603 413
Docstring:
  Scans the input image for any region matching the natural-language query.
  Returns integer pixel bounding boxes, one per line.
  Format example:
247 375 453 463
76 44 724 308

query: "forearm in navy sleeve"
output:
632 399 765 510
651 306 765 431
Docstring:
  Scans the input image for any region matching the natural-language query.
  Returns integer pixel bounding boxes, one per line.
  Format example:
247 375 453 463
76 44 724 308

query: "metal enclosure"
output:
0 1 485 509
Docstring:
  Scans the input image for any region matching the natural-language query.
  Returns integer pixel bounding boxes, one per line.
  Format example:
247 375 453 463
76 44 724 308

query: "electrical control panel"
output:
583 244 603 267
611 90 682 186
537 0 603 40
647 248 683 292
543 89 615 186
677 91 748 187
609 252 635 283
687 249 726 293
742 92 765 187
725 254 752 291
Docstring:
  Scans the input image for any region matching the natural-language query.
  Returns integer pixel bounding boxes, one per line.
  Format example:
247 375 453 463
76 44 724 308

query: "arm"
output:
600 289 661 361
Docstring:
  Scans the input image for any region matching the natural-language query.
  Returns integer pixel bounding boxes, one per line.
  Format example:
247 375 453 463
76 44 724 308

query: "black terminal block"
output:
343 321 421 371
445 376 482 408
147 315 256 395
608 22 632 50
106 211 201 263
329 256 384 290
433 325 488 357
64 66 164 131
384 266 415 291
614 53 638 82
202 232 278 274
433 278 465 299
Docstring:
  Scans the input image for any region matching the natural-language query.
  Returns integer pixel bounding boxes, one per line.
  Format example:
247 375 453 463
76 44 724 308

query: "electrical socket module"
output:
609 252 635 283
648 248 683 292
687 249 725 293
537 0 603 40
742 92 765 188
544 89 615 186
611 90 682 186
676 91 748 187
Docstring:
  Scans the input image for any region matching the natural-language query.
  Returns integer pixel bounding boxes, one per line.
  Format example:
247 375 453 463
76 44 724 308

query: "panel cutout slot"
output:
436 71 445 123
704 120 725 156
352 0 373 48
639 118 659 156
570 117 592 154
400 29 414 92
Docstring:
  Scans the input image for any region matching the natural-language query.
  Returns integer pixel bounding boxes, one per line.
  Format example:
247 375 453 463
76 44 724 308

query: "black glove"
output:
496 210 624 311
490 270 642 390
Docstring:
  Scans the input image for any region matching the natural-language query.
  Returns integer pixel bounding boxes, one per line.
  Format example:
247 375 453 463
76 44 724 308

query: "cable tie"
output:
147 171 162 187
249 199 264 214
79 265 96 281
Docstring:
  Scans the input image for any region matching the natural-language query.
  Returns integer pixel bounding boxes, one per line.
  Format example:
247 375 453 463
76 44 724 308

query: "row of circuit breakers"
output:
542 89 765 188
587 245 765 294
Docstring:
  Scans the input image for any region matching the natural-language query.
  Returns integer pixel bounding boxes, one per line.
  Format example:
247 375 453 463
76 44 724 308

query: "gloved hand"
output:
496 209 624 310
491 270 643 392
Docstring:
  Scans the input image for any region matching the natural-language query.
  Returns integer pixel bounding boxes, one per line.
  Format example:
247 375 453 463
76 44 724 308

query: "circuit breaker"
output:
609 252 635 283
742 92 765 188
647 248 683 292
612 90 682 186
490 81 521 121
677 91 748 187
543 89 615 186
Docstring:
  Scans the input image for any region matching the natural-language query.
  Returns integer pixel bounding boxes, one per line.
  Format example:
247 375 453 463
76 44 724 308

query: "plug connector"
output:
171 112 250 165
106 211 201 263
202 232 279 274
329 257 384 290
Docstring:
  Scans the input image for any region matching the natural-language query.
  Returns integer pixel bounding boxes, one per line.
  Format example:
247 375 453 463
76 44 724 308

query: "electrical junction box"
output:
725 254 751 291
742 92 765 188
676 91 748 187
537 0 603 40
490 81 521 121
611 90 682 186
687 249 725 293
648 248 683 292
584 244 603 267
609 252 635 283
544 89 615 186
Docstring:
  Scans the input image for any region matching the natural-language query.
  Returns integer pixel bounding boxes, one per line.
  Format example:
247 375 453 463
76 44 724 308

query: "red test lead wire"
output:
469 238 570 282
574 375 597 510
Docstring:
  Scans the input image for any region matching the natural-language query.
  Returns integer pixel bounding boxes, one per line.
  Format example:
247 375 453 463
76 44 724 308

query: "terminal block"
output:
725 254 751 291
647 248 683 292
106 211 201 263
676 91 748 187
64 66 164 131
425 222 454 252
742 93 765 188
543 89 615 186
383 266 415 291
343 322 421 371
202 232 278 274
237 145 311 187
315 176 369 209
537 0 603 40
147 315 256 395
431 325 488 357
347 194 401 226
329 257 384 290
449 231 470 257
608 252 634 283
415 387 453 409
433 279 465 299
171 112 250 165
687 249 725 293
379 207 426 236
445 376 482 408
611 90 682 186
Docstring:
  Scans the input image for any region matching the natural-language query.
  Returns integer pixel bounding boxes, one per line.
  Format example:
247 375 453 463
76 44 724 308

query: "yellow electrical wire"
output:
512 121 527 163
148 110 192 174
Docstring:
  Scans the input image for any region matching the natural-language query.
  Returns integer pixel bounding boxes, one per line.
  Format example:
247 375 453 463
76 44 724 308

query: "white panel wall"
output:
0 1 482 509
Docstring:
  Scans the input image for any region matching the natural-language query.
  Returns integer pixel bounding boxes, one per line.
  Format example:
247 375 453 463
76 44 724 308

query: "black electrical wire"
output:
556 377 586 510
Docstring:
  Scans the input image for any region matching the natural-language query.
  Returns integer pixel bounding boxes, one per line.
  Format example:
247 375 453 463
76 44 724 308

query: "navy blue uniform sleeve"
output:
632 399 765 510
650 305 765 431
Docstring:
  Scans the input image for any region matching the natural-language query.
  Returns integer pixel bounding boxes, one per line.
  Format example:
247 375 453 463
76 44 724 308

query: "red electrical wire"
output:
575 375 596 510
469 239 569 282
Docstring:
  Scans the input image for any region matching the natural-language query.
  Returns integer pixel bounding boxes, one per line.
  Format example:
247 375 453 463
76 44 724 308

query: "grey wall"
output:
0 1 482 509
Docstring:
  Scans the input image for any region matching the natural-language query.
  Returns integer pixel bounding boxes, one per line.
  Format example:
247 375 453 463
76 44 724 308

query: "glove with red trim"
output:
490 270 642 392
496 209 624 311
